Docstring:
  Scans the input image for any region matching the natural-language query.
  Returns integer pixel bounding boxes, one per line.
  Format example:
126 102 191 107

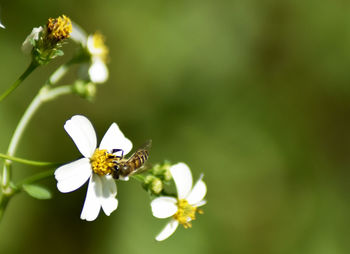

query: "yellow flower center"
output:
173 199 203 229
47 15 72 40
91 32 109 61
90 149 117 176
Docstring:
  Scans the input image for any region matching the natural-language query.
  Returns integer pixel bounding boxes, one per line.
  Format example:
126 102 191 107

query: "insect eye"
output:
113 165 120 171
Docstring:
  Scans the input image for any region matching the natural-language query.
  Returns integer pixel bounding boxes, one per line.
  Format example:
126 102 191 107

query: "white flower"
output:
55 115 132 221
22 26 43 54
70 23 109 83
86 33 109 83
151 163 207 241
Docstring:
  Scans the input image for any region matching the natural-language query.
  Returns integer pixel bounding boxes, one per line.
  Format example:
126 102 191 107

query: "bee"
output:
112 140 152 179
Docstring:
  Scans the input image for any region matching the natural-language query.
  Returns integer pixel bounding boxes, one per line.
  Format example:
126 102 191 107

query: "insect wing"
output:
138 139 152 151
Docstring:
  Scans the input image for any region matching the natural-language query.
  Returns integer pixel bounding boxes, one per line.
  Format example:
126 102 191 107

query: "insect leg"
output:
112 148 124 159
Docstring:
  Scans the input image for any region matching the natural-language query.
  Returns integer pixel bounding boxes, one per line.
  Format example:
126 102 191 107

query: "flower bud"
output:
151 162 172 182
143 175 164 195
73 80 96 100
144 175 155 185
163 168 172 182
150 178 163 195
22 15 72 65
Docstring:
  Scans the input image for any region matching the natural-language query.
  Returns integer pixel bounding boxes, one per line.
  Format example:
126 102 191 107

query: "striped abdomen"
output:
127 149 149 170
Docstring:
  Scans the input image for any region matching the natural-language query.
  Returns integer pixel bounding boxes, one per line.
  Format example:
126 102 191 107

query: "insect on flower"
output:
55 115 134 221
111 140 152 180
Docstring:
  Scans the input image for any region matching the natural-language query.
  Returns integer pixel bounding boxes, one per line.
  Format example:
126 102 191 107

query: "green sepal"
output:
54 49 64 57
22 184 52 200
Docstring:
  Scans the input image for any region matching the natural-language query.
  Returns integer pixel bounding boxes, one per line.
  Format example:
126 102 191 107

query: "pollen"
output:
173 199 202 229
47 15 72 41
90 149 116 176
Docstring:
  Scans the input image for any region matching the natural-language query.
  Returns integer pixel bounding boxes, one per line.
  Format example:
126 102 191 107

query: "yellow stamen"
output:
91 32 109 61
47 15 72 41
173 199 202 229
90 149 117 176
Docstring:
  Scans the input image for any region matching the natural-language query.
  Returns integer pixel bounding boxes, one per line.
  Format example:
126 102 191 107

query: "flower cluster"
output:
142 162 172 195
22 15 72 65
55 115 207 241
0 14 113 219
0 13 205 243
20 15 110 100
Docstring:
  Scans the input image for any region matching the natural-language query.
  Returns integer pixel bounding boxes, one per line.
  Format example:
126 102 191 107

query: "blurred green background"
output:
1 0 350 253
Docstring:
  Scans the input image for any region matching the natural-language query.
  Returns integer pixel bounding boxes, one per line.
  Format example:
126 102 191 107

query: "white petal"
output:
100 175 118 216
22 26 43 54
186 176 207 205
80 174 102 221
70 22 87 46
151 197 178 219
196 200 207 207
170 163 193 199
54 158 91 193
88 59 109 83
64 115 97 158
0 21 5 29
99 123 133 155
155 220 179 241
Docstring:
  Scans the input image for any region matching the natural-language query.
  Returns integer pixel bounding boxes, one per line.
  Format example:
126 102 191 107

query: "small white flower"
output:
70 23 109 83
151 163 207 241
86 33 109 83
55 115 132 221
22 26 43 54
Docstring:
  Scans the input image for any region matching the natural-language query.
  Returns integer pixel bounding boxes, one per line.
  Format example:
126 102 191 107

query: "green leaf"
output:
54 49 64 57
22 184 52 200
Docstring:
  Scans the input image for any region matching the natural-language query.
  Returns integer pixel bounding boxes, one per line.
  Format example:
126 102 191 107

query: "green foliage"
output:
22 184 52 200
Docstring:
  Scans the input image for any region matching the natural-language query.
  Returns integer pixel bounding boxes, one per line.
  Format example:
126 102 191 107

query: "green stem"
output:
47 54 88 86
0 60 39 102
0 153 61 167
1 85 73 188
131 174 145 182
0 194 10 222
0 60 75 221
47 62 71 86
